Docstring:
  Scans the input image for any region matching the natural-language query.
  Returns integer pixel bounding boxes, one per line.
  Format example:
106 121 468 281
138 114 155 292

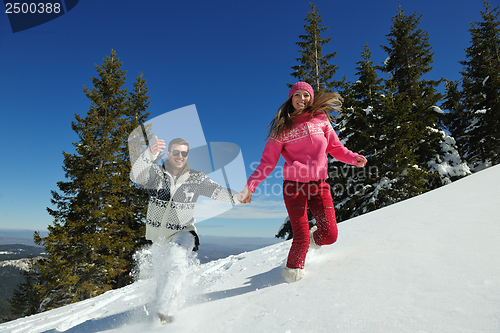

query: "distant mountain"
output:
0 244 47 323
0 244 46 262
196 235 283 263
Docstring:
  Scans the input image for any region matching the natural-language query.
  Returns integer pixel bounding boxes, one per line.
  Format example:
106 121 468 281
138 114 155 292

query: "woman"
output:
238 82 367 283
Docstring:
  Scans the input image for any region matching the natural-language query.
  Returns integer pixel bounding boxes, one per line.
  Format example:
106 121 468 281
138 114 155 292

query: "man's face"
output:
167 143 189 170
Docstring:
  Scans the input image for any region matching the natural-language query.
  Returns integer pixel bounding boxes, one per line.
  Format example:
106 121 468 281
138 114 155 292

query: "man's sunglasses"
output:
172 150 188 157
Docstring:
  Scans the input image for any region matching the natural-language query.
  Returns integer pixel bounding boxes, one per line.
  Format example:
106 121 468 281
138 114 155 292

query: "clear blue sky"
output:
0 0 488 238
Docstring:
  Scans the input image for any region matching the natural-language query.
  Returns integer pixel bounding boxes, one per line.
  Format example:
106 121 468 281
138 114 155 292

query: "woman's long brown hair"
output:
266 90 343 140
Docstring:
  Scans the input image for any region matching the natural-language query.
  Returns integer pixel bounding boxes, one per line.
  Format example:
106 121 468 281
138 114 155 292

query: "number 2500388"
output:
5 3 61 14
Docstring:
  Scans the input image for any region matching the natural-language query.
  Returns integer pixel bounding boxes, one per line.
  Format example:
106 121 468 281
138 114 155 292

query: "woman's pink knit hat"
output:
288 82 314 100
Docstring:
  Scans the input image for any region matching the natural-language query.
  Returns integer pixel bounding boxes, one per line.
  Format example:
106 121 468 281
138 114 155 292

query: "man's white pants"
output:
152 231 195 316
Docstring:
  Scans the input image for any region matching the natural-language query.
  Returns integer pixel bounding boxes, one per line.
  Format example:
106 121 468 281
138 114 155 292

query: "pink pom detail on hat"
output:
288 82 314 100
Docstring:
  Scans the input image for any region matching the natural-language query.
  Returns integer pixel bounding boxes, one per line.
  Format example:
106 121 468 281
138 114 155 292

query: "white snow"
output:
384 55 391 66
1 165 500 333
431 106 445 114
427 128 471 184
482 76 489 86
0 257 44 272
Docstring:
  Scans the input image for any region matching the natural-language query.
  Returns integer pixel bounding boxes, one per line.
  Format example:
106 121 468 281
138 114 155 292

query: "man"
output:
130 136 240 323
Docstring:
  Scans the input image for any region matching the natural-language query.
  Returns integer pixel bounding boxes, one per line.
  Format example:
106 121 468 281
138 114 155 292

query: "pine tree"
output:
290 3 338 92
277 3 340 239
329 44 386 221
443 80 466 151
377 5 468 203
8 256 40 317
33 50 150 311
456 1 500 170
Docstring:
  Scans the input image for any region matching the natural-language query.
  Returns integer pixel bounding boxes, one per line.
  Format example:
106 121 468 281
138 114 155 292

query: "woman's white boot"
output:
282 267 305 283
309 225 321 250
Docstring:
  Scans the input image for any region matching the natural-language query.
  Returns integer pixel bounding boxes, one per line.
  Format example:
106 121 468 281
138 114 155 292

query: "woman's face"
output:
291 90 311 111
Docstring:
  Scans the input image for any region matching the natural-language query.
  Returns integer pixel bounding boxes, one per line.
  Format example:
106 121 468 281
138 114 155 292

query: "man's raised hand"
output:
149 136 166 155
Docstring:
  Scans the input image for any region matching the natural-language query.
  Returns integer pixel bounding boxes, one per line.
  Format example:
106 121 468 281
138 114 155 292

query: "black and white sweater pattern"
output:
130 148 239 242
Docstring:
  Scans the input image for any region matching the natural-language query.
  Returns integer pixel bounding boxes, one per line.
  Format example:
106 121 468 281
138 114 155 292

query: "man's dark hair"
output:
168 138 189 152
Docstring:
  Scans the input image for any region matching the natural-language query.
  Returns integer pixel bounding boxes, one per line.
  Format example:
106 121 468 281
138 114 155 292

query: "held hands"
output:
356 155 368 167
149 136 166 155
237 187 253 204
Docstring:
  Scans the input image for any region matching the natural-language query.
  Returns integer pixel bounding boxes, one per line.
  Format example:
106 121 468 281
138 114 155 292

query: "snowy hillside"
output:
1 165 500 333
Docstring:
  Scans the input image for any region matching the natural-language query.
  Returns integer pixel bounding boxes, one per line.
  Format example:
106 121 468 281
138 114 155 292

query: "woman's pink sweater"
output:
246 112 360 192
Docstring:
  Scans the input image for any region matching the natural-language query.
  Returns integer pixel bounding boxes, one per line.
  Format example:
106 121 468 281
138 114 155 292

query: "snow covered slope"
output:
1 165 499 333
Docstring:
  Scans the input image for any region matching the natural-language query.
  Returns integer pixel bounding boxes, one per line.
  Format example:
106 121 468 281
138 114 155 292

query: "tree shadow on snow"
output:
201 266 284 302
